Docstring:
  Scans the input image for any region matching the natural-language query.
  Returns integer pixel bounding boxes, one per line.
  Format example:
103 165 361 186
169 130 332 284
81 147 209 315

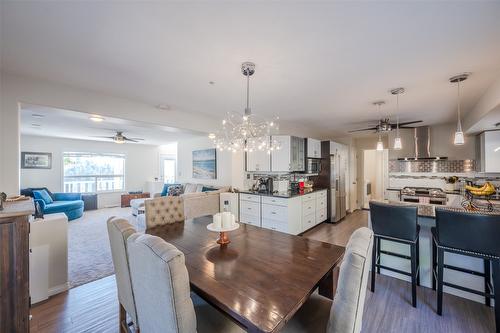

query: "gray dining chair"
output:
283 227 374 333
106 217 140 333
126 233 244 333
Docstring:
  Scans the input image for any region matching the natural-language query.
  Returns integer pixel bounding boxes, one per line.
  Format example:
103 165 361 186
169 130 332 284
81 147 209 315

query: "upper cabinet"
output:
306 138 321 158
271 135 305 172
478 131 500 173
246 136 271 172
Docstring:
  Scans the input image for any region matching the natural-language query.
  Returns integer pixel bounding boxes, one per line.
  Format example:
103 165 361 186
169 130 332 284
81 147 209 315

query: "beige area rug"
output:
68 207 144 288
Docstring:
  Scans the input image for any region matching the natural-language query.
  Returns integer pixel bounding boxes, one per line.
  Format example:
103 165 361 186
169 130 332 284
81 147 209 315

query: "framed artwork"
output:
21 152 52 169
192 148 217 179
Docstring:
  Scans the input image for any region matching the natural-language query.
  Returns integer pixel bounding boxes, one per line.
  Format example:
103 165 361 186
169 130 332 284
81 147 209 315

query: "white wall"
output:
20 135 162 206
177 136 245 189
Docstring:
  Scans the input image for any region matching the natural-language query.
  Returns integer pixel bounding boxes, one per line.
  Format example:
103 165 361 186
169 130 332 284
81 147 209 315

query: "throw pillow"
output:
33 189 54 204
160 183 181 197
202 186 217 192
167 185 183 196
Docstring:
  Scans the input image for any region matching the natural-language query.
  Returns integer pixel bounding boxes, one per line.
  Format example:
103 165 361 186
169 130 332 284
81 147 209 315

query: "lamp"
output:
449 74 469 146
390 88 405 150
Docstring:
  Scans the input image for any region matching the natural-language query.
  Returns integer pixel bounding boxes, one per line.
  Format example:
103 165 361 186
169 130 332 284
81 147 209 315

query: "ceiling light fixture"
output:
89 115 105 122
209 62 280 153
374 101 385 151
449 73 469 145
390 88 405 150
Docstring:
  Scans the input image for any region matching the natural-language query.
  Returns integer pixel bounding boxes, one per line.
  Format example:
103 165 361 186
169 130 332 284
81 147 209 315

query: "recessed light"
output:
89 115 104 122
32 113 44 119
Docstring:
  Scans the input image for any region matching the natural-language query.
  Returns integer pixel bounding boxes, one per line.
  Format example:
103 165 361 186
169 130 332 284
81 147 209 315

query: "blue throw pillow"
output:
160 183 181 197
33 189 54 204
202 186 217 192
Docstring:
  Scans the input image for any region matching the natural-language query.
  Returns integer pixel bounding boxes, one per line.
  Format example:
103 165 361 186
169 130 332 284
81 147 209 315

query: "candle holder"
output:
207 222 240 246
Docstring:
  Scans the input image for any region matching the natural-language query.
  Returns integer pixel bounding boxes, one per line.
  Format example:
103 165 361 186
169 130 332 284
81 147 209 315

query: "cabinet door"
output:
307 139 321 158
290 136 305 171
315 140 322 158
271 135 291 172
246 136 271 171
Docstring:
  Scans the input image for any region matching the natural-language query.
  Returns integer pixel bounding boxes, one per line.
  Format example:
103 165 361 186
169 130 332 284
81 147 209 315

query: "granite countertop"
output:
239 187 328 199
386 188 402 191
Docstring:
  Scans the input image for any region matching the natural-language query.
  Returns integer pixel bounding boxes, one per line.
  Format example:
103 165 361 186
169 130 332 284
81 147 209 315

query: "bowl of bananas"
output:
465 182 496 197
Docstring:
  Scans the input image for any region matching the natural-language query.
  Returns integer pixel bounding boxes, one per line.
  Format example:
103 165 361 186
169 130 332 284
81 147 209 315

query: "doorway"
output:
362 149 389 208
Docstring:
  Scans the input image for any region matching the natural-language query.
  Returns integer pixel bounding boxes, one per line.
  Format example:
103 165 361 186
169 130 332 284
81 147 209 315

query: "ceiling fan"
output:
348 118 423 133
93 131 144 144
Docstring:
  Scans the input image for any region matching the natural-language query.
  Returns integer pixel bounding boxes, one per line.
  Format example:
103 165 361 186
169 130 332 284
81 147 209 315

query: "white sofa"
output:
130 183 230 219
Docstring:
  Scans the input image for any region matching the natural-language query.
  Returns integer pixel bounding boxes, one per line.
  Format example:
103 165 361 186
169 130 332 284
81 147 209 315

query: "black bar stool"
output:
369 201 420 307
432 207 500 332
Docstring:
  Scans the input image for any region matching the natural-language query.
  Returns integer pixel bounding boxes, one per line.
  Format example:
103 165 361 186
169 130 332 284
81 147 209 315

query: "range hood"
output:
397 126 448 160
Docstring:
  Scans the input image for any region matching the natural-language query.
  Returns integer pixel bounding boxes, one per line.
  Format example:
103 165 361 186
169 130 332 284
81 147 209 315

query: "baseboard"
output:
48 282 70 296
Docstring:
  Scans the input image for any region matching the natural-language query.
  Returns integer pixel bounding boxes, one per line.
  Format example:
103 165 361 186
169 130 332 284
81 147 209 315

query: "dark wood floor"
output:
31 210 496 333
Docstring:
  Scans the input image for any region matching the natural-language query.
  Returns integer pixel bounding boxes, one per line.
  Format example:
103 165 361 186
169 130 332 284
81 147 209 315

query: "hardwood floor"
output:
30 210 496 333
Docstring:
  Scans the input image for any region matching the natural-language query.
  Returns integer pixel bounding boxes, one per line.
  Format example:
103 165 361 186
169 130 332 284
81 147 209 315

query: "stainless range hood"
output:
397 126 448 160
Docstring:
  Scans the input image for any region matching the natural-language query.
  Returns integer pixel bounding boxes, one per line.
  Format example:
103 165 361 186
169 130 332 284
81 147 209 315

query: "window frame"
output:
62 152 126 193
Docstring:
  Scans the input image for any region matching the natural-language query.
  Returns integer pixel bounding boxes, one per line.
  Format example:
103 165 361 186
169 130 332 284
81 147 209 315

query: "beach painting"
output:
192 148 217 179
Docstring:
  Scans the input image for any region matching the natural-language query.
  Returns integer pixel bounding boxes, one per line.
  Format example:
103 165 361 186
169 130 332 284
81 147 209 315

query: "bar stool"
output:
432 207 500 332
369 201 420 307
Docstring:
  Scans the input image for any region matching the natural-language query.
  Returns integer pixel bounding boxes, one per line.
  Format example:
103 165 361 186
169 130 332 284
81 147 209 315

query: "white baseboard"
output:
48 282 70 296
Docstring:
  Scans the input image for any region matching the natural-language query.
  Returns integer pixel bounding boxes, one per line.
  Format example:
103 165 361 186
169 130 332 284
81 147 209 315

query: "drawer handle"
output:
247 207 252 210
271 212 277 214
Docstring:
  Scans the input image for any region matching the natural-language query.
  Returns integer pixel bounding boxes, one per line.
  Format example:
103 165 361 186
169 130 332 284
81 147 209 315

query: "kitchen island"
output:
370 200 499 304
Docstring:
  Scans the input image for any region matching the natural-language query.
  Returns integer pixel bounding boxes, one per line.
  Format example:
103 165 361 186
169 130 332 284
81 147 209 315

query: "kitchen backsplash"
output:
389 174 500 190
388 159 475 173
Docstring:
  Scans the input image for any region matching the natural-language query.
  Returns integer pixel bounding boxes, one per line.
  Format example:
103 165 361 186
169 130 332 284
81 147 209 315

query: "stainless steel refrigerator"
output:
330 151 346 222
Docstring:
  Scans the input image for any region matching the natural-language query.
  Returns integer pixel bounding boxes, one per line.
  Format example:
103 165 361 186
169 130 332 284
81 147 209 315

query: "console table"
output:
0 199 34 333
121 192 150 207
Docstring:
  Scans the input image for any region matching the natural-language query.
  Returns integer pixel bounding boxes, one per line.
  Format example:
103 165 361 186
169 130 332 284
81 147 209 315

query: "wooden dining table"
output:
146 215 345 333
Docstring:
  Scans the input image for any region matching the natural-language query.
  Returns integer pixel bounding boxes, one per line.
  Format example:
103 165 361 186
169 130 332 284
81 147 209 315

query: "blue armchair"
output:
28 189 84 221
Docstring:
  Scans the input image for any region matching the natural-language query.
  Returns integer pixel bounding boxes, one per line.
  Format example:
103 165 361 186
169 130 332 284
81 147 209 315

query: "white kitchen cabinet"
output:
271 135 305 172
261 196 302 235
385 190 401 202
246 136 271 172
478 131 500 173
307 138 321 158
239 194 262 226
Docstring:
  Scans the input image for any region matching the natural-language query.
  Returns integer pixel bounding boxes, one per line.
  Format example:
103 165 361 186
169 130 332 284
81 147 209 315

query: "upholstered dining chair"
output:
282 227 374 333
145 196 185 229
127 233 244 333
106 217 140 333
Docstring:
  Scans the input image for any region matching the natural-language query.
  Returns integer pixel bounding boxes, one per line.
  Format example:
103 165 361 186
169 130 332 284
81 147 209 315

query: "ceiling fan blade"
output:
124 137 140 142
399 126 419 129
127 137 144 141
91 136 115 139
348 127 378 133
398 120 423 126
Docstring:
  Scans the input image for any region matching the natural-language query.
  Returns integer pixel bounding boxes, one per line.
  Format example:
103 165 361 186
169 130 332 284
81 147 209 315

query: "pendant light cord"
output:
396 93 400 136
245 72 250 116
457 80 462 132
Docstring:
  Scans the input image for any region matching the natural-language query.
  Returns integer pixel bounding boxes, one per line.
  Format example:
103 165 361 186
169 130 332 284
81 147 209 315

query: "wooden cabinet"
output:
0 200 34 333
306 138 321 158
246 136 271 172
271 135 305 172
121 192 150 207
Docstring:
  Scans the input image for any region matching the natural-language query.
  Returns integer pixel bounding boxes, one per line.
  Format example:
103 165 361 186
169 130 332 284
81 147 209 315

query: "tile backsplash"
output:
388 159 475 173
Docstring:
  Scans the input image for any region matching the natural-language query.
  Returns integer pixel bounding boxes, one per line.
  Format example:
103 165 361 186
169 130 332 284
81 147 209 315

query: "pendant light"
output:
390 88 405 150
449 73 469 146
374 101 385 151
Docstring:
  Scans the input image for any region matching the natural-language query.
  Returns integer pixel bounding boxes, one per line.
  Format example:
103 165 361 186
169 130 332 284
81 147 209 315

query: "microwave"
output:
306 158 321 174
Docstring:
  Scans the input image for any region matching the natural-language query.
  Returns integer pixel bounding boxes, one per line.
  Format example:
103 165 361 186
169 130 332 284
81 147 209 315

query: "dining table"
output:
146 215 345 333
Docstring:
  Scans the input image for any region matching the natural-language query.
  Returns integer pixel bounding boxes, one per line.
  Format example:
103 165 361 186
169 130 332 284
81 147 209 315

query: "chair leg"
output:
376 237 381 274
410 242 417 308
416 237 420 286
371 236 377 292
484 259 491 307
437 248 444 316
432 238 437 291
492 259 500 333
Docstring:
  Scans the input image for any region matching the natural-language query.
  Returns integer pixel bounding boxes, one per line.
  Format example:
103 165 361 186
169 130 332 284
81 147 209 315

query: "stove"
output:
400 187 447 205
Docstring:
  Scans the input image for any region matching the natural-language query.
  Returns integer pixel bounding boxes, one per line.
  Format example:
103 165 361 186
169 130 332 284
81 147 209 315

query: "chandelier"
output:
209 62 280 153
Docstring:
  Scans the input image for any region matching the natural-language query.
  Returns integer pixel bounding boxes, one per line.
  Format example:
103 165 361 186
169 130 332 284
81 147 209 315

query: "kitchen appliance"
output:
330 151 347 222
306 158 321 174
273 179 289 193
397 126 448 160
400 187 447 205
257 177 273 193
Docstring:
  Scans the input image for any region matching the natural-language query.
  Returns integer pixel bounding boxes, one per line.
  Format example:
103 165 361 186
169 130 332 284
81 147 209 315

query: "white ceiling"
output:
3 2 500 136
20 104 203 145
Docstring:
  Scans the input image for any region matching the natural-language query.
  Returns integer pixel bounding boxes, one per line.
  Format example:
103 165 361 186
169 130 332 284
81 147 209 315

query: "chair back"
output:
106 217 138 325
145 196 185 228
127 233 196 333
328 227 374 333
369 201 418 241
436 207 500 257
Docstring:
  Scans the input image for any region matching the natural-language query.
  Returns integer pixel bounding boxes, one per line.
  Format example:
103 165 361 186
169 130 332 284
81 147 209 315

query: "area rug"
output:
68 207 143 288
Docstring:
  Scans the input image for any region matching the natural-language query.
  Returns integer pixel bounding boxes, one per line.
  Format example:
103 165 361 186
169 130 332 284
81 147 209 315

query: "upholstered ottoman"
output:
130 198 148 216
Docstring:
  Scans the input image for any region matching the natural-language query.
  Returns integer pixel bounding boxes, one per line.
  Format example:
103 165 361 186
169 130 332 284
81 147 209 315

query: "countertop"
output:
239 187 328 199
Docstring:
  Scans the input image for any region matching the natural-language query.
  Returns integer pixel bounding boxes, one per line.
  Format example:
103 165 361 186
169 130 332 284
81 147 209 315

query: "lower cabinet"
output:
238 189 328 235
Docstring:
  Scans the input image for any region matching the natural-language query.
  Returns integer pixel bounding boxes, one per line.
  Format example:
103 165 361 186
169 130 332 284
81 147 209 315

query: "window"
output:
63 152 125 193
160 154 176 184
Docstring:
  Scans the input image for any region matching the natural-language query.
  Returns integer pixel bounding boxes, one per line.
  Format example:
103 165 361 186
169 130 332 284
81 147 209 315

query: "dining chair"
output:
106 217 140 333
282 227 374 333
145 196 185 228
126 233 244 333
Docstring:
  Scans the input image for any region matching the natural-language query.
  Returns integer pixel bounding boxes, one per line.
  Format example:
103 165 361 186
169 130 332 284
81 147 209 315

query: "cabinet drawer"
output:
262 203 288 222
316 196 327 210
316 190 327 198
262 196 288 207
240 200 260 217
302 200 315 216
240 213 261 226
262 218 288 233
316 208 327 223
239 194 261 203
302 213 316 231
302 193 316 202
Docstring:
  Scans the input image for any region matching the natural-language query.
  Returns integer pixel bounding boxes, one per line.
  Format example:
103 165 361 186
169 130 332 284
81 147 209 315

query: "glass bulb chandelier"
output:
390 88 405 150
209 62 280 153
449 73 469 146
